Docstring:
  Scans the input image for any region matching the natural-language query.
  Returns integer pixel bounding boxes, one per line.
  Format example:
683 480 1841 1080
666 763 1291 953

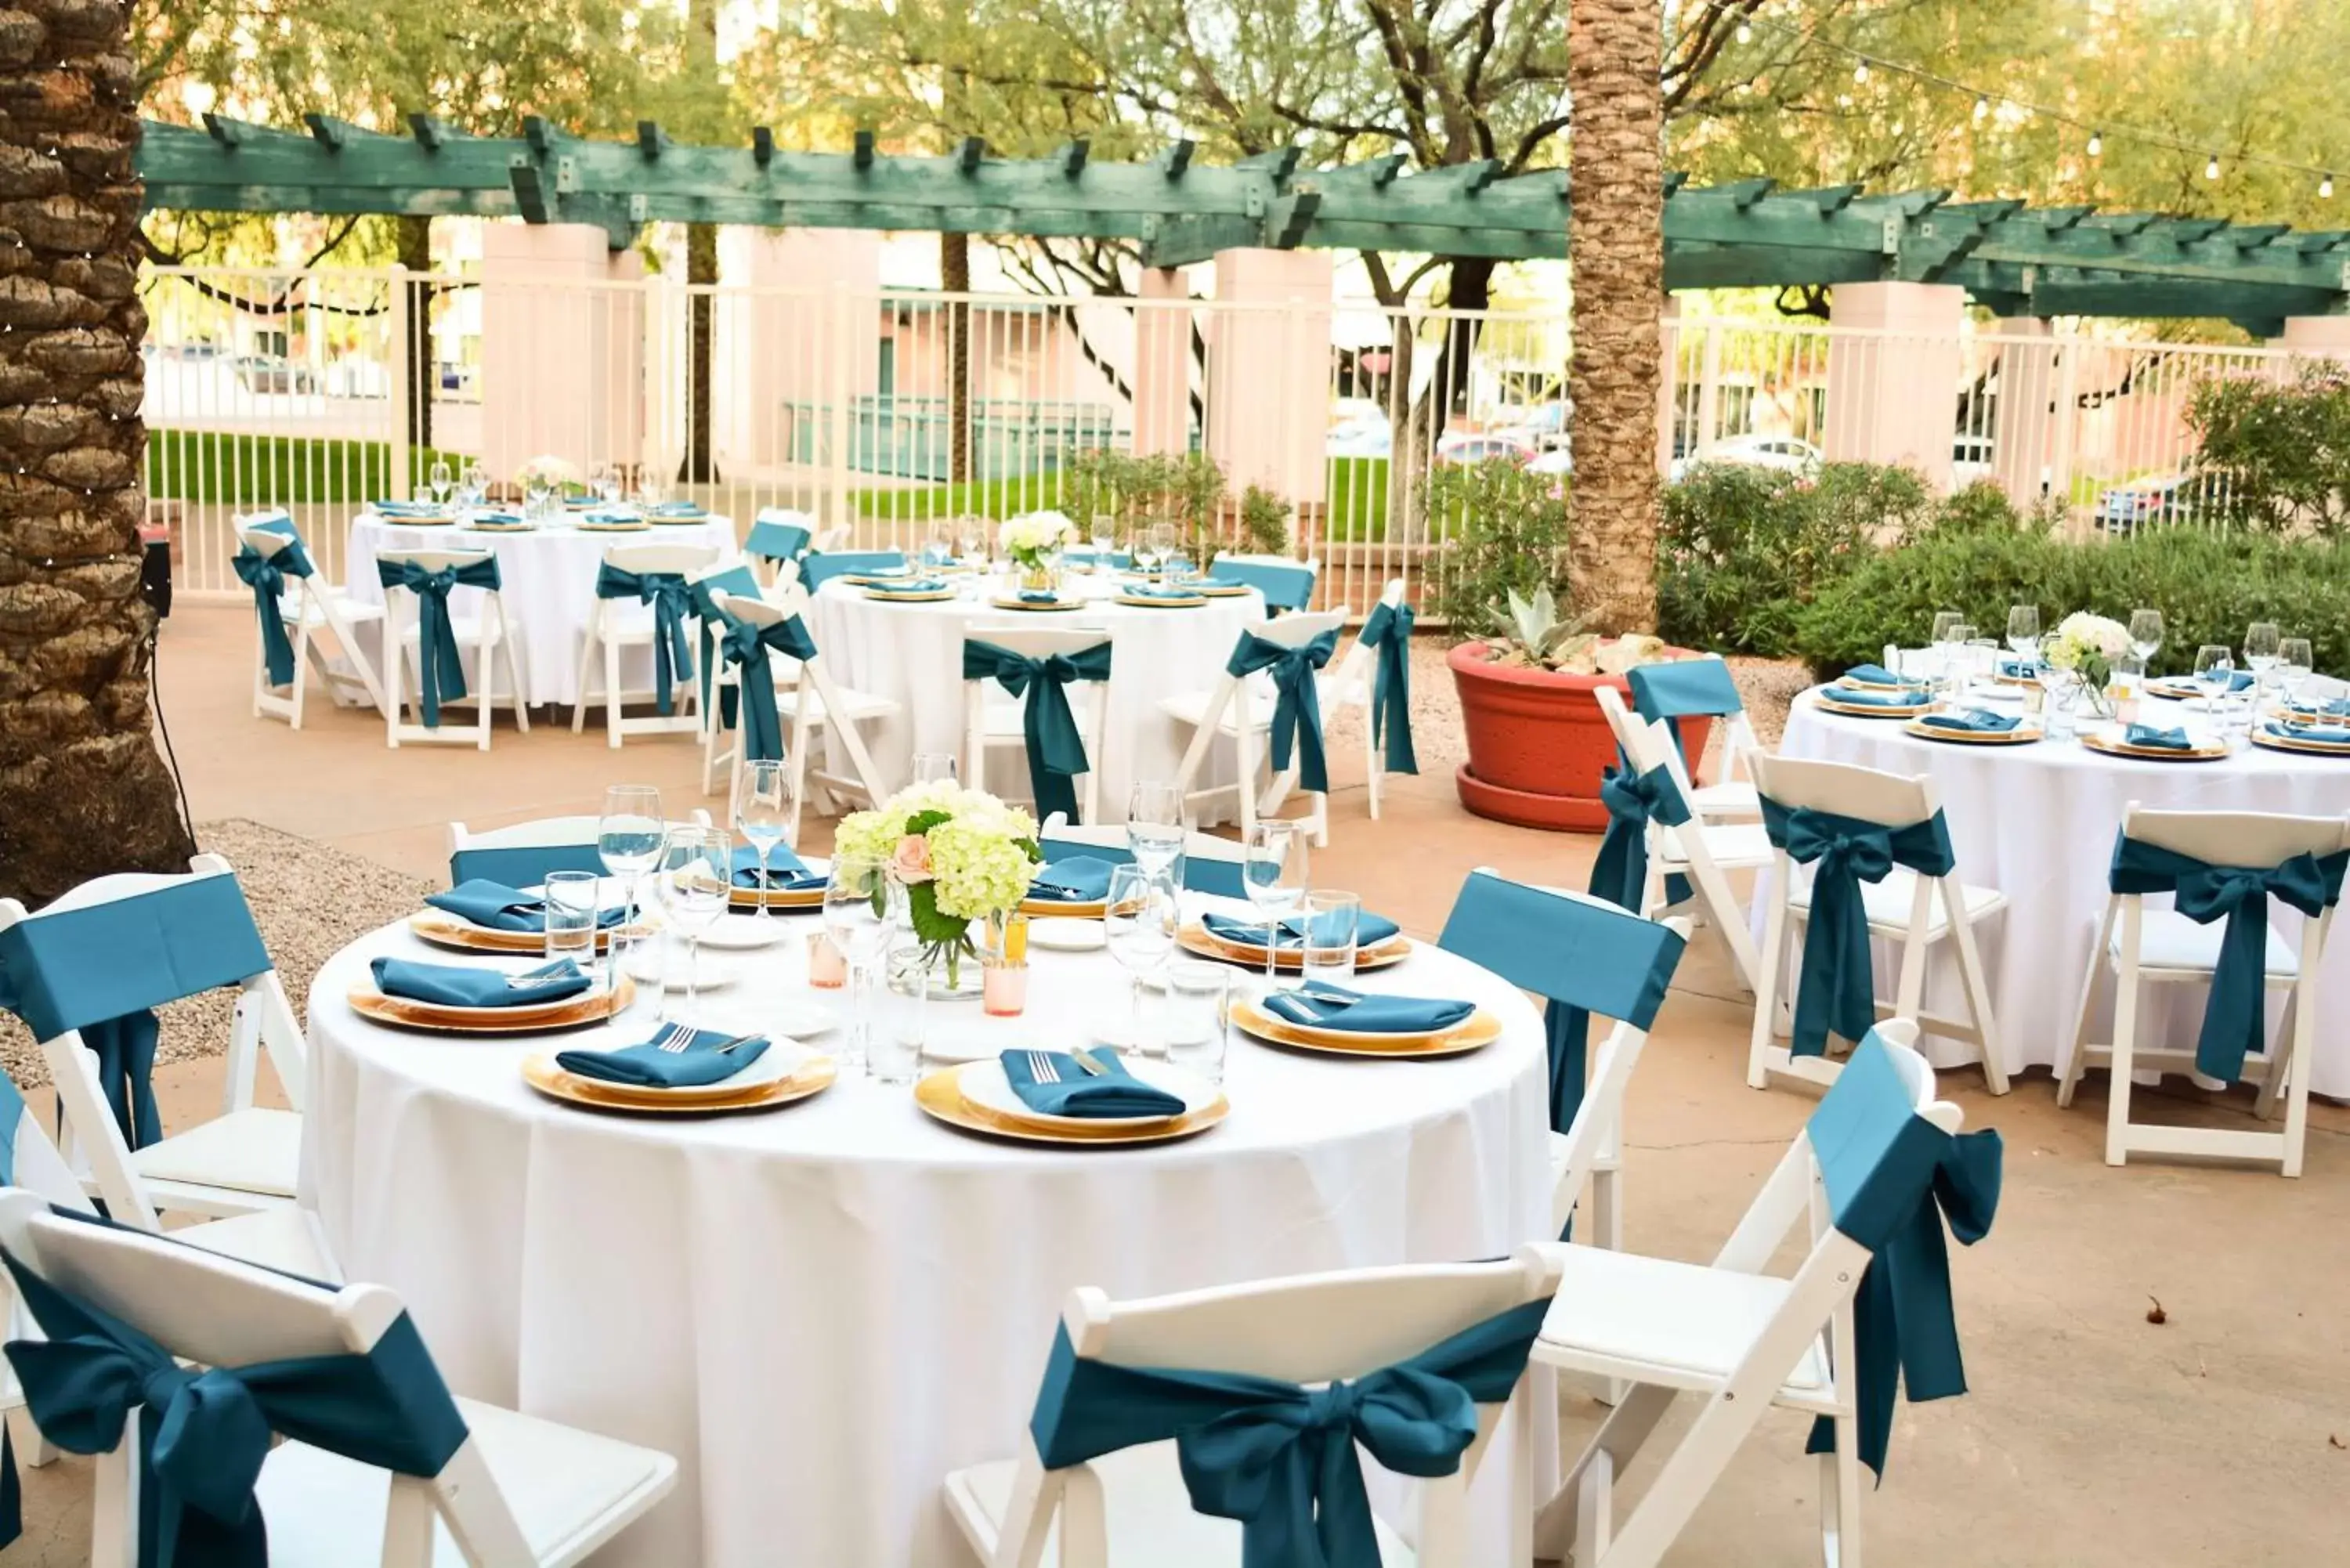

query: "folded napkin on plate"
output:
650 501 707 518
1124 583 1198 601
557 1024 769 1088
2272 720 2350 743
2287 696 2350 718
2125 723 2193 750
1839 663 1911 686
870 576 948 594
999 1050 1185 1118
1202 909 1403 948
1920 707 2022 734
1997 659 2044 679
371 957 591 1009
1262 984 1474 1034
580 508 643 525
1027 856 1114 901
1016 590 1065 605
468 508 526 525
426 879 627 933
1823 684 1927 707
732 844 826 891
371 499 443 515
2160 670 2254 693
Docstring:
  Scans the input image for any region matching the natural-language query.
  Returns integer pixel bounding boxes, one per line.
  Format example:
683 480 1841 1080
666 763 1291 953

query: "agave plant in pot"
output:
1447 586 1710 831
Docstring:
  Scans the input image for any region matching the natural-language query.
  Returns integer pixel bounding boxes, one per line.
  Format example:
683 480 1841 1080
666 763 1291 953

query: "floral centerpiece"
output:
516 456 580 518
2044 611 2131 716
833 781 1043 988
999 510 1078 591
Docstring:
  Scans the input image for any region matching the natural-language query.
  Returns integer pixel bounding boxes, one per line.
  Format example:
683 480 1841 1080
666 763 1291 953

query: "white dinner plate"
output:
1026 917 1107 952
697 918 794 951
764 998 841 1038
955 1055 1216 1131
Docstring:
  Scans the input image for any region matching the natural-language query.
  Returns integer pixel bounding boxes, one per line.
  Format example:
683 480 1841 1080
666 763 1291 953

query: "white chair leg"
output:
1364 718 1383 820
571 620 597 735
2281 963 2317 1176
1946 891 2011 1094
1747 881 1788 1089
1824 1413 1864 1568
2057 903 2117 1109
382 611 404 749
604 629 624 748
2106 956 2141 1168
1234 722 1259 844
473 623 495 751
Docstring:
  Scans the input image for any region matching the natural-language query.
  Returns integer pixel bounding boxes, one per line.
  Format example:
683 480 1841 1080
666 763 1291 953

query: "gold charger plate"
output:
1813 693 1933 720
729 883 824 910
1191 583 1254 598
838 573 914 588
349 977 634 1035
649 514 711 526
2079 732 2229 762
2250 728 2350 757
989 596 1087 612
521 1051 837 1115
1900 718 2042 746
1230 997 1502 1058
862 587 956 602
1115 594 1206 609
577 521 653 533
467 521 534 533
1019 895 1107 919
408 912 649 955
913 1066 1227 1147
1177 921 1412 972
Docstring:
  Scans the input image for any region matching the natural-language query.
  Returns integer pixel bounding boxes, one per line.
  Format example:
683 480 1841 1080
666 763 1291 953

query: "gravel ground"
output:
0 819 433 1089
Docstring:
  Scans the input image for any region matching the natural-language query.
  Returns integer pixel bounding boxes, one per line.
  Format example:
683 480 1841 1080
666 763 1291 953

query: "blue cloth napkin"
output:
2160 670 2254 694
1202 909 1402 948
999 1050 1185 1118
557 1024 769 1088
1261 983 1474 1034
468 508 526 525
1824 684 1928 708
650 501 707 518
2272 721 2350 744
869 577 948 595
371 499 444 516
2287 697 2350 718
1124 583 1198 601
1017 590 1065 605
2125 724 2193 750
1839 663 1913 687
1920 708 2022 734
426 879 626 933
1027 856 1114 902
1998 659 2044 679
732 844 825 891
371 957 591 1009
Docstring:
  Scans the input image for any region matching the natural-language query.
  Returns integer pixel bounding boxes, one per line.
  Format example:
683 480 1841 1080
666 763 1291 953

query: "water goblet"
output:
597 785 666 1010
1090 514 1116 561
1126 781 1184 880
733 760 797 922
2244 622 2281 692
822 855 895 1071
427 457 454 507
2005 605 2041 669
1242 822 1308 992
1105 865 1177 1054
2278 637 2314 709
2193 645 2234 714
2128 609 2164 669
654 827 730 1017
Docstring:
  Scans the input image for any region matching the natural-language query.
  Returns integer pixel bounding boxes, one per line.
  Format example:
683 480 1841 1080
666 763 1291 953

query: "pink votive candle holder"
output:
982 960 1029 1017
807 932 847 988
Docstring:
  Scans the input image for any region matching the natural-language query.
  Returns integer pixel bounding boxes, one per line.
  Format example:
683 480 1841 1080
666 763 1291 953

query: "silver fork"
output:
1025 1050 1060 1083
653 1023 693 1053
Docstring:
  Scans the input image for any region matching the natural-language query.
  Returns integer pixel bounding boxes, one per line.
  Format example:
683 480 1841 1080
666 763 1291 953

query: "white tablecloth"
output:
345 514 738 708
1781 692 2350 1094
302 906 1550 1566
804 574 1263 822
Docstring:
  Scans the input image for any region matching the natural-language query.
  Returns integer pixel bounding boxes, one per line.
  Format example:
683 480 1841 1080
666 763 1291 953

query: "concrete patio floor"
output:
6 601 2346 1566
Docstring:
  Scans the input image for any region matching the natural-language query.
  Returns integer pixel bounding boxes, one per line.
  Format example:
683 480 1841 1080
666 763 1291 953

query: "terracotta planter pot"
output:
1448 642 1716 833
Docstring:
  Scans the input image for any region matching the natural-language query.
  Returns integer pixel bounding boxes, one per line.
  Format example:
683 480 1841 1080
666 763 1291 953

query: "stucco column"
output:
1989 316 2059 506
478 224 646 481
716 229 884 479
1131 266 1192 458
2272 315 2350 360
1206 248 1333 514
1822 281 1967 490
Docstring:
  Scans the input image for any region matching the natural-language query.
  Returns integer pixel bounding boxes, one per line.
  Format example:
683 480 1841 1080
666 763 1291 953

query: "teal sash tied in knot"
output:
378 555 501 727
595 562 695 716
963 638 1112 823
1357 602 1417 775
2107 833 2349 1083
1 1234 469 1568
1028 1296 1552 1568
1761 798 1956 1059
1227 629 1340 793
683 564 761 719
1589 762 1692 914
716 612 819 763
230 537 313 688
1627 658 1742 768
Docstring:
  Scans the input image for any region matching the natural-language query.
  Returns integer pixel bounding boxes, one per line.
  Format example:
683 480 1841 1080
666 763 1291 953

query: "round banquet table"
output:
302 904 1551 1566
1781 690 2350 1095
804 573 1263 823
344 511 738 709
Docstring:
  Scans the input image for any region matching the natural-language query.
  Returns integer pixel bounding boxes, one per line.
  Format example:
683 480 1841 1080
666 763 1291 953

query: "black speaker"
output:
140 536 172 618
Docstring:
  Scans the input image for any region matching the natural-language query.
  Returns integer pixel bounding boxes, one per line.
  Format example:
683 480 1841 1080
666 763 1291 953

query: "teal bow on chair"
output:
1028 1297 1552 1568
2107 833 2349 1083
1357 602 1417 775
0 1235 469 1568
230 537 313 688
378 555 501 727
963 638 1112 822
1227 629 1340 793
1589 761 1691 915
714 611 819 763
595 562 695 716
1760 798 1957 1059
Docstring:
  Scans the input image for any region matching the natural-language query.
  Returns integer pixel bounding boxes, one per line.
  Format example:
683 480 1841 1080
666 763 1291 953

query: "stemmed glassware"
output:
822 854 895 1071
1946 624 1979 699
1242 821 1308 992
2279 637 2315 710
1148 521 1180 576
2193 645 2235 714
597 786 666 1015
957 515 987 567
461 461 490 508
2005 605 2041 669
1105 864 1177 1054
653 828 731 1017
1126 782 1184 883
2128 609 2165 669
1929 610 1964 689
1090 514 1117 563
2243 622 2281 692
733 760 797 923
911 753 960 785
427 457 454 507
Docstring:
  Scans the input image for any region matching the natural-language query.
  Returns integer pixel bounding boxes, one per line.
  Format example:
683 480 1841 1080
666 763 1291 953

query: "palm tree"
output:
0 0 197 901
1566 0 1666 634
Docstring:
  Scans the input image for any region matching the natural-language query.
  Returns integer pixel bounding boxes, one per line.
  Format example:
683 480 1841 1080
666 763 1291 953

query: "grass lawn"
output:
146 431 461 506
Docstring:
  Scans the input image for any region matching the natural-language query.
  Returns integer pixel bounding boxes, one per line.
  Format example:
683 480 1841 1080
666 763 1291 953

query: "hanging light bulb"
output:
1852 60 1870 84
1735 22 1752 44
1972 96 1990 123
2205 154 2221 181
2086 128 2103 157
2323 173 2336 200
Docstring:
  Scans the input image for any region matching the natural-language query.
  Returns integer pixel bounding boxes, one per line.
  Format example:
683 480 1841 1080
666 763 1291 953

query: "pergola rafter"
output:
139 119 2350 327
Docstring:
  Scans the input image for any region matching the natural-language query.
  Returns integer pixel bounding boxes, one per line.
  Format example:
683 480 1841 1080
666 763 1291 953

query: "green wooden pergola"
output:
142 117 2350 334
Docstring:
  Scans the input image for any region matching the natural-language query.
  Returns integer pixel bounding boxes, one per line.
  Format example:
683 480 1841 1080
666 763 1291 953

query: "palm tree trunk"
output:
942 230 972 487
1566 0 1665 634
0 0 197 901
677 220 718 484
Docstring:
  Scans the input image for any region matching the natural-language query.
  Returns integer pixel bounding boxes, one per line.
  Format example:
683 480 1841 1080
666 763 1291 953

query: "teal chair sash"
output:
1589 762 1691 915
714 611 819 763
0 874 271 1151
0 1226 469 1568
1227 629 1340 793
0 1076 14 1545
1026 1295 1553 1568
1040 839 1246 899
1210 559 1317 612
446 842 608 888
1628 659 1741 768
1356 602 1417 775
1799 1035 2003 1477
377 555 501 727
2107 833 2349 1084
683 564 762 719
1759 797 1956 1060
230 537 313 688
744 518 812 563
964 639 1113 823
797 550 906 591
593 562 695 716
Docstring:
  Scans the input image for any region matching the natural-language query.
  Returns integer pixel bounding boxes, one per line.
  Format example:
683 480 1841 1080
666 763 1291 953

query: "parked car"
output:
1952 434 1995 488
233 353 313 394
1434 432 1535 467
1668 432 1822 483
2095 473 2203 533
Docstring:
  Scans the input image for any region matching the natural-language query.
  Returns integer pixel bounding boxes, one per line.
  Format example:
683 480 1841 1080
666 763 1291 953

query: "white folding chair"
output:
234 515 389 726
1209 552 1321 613
2059 804 2348 1176
0 1189 676 1568
446 811 712 888
1036 813 1251 898
711 584 899 836
962 623 1115 823
570 540 720 748
1625 656 1762 821
812 523 852 553
378 547 530 750
745 508 816 587
688 563 787 794
1746 751 2011 1096
0 855 306 1225
1531 1024 1972 1568
1312 577 1412 821
1162 607 1349 846
943 1247 1563 1568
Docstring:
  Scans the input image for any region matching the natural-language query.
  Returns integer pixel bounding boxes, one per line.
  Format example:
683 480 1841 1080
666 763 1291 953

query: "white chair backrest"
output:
1036 814 1247 870
1748 749 1938 827
1 1097 97 1215
234 524 298 561
2119 804 2350 868
720 582 811 628
448 810 712 856
602 541 718 577
964 623 1113 661
1239 605 1346 652
377 546 495 578
812 524 851 553
233 508 295 533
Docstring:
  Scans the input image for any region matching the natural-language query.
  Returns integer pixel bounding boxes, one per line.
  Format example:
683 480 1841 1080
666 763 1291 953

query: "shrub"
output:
1427 457 1571 638
2186 363 2350 537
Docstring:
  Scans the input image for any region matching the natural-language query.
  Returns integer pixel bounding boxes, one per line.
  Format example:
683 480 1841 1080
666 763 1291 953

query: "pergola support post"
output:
479 224 647 483
1822 282 1967 491
1132 266 1192 459
1205 249 1332 522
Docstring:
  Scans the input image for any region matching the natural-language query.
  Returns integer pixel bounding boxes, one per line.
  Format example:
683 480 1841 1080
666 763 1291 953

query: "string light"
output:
2323 174 2336 199
1852 60 1870 84
2205 154 2221 181
2086 129 2103 158
1734 22 1752 44
1972 95 1990 122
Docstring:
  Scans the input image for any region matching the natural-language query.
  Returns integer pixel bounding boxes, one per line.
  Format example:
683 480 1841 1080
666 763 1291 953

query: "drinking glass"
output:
1148 522 1179 575
585 461 610 503
2244 621 2281 689
1163 960 1232 1084
822 854 895 1070
733 760 797 922
2005 605 2041 667
872 925 927 1085
1242 822 1308 991
1929 609 1963 674
461 461 490 507
2128 609 2164 667
1945 625 1978 697
1090 514 1116 560
2278 637 2314 707
597 784 666 919
1105 865 1177 1054
427 457 454 506
1126 781 1184 879
957 515 986 565
911 753 959 786
1300 891 1361 988
654 828 730 1017
542 870 599 974
2193 645 2234 713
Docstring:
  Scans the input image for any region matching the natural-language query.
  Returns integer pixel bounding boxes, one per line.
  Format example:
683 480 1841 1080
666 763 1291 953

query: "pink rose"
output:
890 833 935 883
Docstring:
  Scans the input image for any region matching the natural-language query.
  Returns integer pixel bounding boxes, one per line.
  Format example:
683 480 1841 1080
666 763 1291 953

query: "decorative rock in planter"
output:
1448 641 1715 832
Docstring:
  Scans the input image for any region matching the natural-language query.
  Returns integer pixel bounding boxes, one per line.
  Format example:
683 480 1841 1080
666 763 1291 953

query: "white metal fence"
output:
142 264 2329 611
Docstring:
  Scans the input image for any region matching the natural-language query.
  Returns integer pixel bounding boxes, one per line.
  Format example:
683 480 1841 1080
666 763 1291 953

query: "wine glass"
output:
1242 821 1308 992
1090 514 1116 562
2005 605 2041 669
1126 781 1184 880
1929 610 1964 686
654 828 731 1017
910 753 959 785
1148 521 1179 576
1105 864 1177 1054
2244 621 2281 691
2279 637 2314 710
597 783 665 916
461 461 490 507
733 760 797 923
1946 624 1978 697
2128 609 2165 668
957 515 986 566
586 461 611 504
822 854 895 1071
427 457 454 506
2193 645 2234 714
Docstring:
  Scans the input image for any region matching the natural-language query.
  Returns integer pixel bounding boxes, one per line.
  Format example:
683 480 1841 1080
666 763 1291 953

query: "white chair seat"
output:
1689 779 1762 817
2113 909 2298 977
787 679 896 724
277 592 383 627
254 1396 678 1567
128 1106 302 1198
947 1442 1415 1568
1791 866 2007 937
1159 685 1280 735
1656 822 1774 870
1533 1244 1835 1413
173 1205 340 1281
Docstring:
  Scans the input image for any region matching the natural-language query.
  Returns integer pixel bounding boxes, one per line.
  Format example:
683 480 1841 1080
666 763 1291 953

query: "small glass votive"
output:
542 871 600 966
1163 960 1231 1084
807 931 847 988
981 912 1029 1017
1300 890 1361 988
